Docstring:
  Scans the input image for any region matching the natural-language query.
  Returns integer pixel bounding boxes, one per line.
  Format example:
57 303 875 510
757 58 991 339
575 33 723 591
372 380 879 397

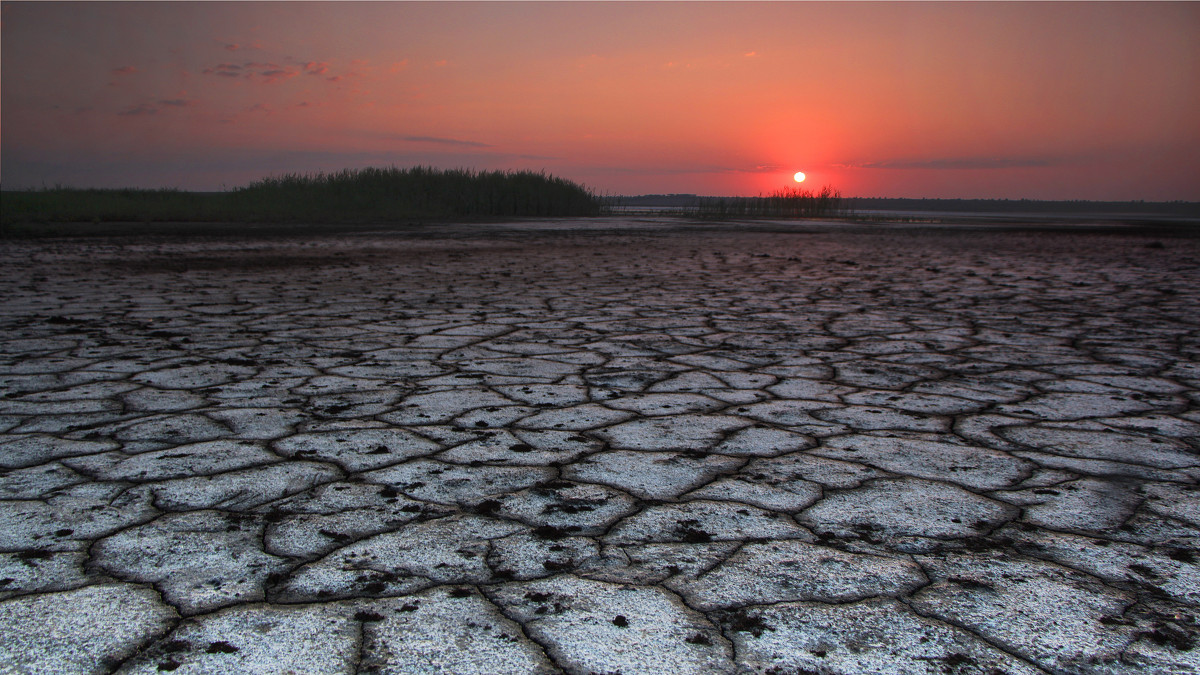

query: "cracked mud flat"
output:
1 217 1198 674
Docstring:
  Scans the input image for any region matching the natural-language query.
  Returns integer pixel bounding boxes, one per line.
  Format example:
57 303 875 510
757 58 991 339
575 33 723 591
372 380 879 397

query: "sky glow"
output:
2 1 1198 199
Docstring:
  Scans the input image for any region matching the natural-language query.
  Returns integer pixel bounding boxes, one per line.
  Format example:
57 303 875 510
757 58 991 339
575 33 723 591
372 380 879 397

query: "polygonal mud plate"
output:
606 499 810 545
1000 426 1199 469
116 602 358 674
666 540 926 609
579 541 742 585
63 439 278 481
563 450 743 500
481 479 640 534
273 427 443 471
513 403 636 430
744 452 885 489
279 515 525 601
436 428 601 466
726 597 1044 675
487 531 601 580
357 589 560 674
594 414 751 451
1 583 177 675
708 425 816 457
812 433 1032 490
363 458 555 505
1019 477 1143 533
149 461 341 510
911 552 1139 673
682 475 822 512
0 482 159 550
91 510 287 615
0 434 120 469
797 477 1018 542
489 575 734 675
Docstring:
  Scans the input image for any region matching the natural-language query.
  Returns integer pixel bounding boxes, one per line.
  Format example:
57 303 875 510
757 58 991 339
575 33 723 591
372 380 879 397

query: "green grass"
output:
1 166 603 230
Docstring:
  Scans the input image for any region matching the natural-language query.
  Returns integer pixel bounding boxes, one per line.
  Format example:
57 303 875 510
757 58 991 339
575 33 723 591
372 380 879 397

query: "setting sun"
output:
793 172 806 183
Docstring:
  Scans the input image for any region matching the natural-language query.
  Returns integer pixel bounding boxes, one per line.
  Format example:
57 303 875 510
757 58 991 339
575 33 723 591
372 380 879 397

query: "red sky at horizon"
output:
3 1 1198 200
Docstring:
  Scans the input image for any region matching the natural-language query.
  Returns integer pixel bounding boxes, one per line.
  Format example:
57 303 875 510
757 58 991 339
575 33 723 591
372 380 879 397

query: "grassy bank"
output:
2 188 230 227
2 166 602 231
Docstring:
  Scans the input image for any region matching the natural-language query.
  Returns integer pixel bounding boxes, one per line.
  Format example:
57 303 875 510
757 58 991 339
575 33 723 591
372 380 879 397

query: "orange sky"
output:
3 1 1198 199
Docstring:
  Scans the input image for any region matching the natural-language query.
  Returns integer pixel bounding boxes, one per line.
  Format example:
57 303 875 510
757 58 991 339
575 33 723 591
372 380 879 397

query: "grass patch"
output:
684 185 844 219
2 188 228 227
229 166 601 221
2 166 602 232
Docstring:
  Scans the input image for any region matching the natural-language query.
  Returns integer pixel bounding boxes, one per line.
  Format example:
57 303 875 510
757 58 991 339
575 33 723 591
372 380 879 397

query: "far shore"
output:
2 213 1196 241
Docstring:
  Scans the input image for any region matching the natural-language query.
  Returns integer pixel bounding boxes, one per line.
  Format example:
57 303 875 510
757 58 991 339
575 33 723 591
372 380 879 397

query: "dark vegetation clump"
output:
719 609 774 638
2 166 603 229
473 499 503 515
231 166 603 221
532 524 579 540
1169 549 1196 563
676 520 713 543
686 185 844 220
1139 624 1196 651
2 187 223 228
204 641 239 654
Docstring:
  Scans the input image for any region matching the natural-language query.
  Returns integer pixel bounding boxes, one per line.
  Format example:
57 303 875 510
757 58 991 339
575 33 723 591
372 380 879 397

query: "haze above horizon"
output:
3 2 1198 201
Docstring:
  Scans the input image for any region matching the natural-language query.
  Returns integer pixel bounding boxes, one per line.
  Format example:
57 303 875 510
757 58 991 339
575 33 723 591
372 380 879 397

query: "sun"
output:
793 171 806 183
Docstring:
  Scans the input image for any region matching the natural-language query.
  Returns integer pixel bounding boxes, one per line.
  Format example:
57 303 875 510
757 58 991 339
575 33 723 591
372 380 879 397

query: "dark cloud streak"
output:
116 99 197 116
400 135 492 148
840 157 1055 170
117 103 158 116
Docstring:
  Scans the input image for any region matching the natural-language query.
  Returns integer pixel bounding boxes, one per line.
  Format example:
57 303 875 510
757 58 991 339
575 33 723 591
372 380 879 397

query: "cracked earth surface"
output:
1 218 1198 674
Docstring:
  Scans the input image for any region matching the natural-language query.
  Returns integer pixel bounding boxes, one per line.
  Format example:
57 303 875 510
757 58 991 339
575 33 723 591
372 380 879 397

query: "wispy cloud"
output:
117 99 198 116
118 103 158 116
839 157 1054 170
589 163 752 176
350 130 492 148
111 66 138 75
241 62 298 82
400 135 491 148
203 58 337 83
258 68 296 83
203 63 243 77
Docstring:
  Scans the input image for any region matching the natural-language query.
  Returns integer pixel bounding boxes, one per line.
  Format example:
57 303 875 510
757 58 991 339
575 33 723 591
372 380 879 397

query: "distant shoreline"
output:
2 215 1195 241
615 194 1200 218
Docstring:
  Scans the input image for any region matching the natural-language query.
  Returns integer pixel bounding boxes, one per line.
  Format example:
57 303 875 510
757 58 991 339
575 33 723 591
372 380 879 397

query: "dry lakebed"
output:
1 217 1198 674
